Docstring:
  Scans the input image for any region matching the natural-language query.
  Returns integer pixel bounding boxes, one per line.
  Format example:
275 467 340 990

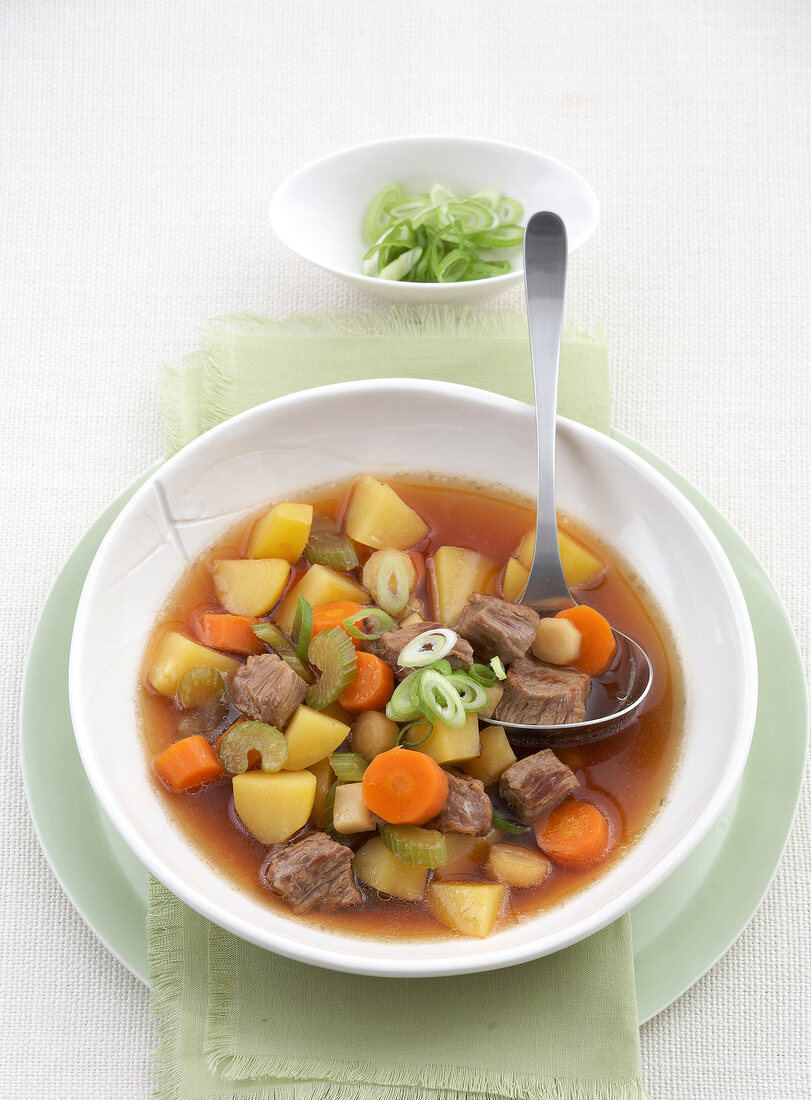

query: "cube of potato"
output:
461 725 516 786
433 833 477 879
427 546 497 625
275 564 368 635
232 770 316 845
320 699 354 726
211 558 290 616
307 756 335 827
399 610 425 628
332 782 375 834
344 476 429 550
516 529 604 589
478 683 504 720
427 881 507 938
485 843 550 888
501 557 529 602
147 631 240 697
404 711 480 765
353 836 428 901
532 617 581 666
247 502 313 562
284 706 350 771
350 710 399 760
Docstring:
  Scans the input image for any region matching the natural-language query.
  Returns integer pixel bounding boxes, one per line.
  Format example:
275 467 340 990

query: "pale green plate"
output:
20 437 808 1023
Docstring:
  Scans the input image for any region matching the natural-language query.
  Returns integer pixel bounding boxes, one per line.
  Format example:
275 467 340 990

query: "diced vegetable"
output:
319 699 354 725
427 546 497 625
247 502 313 562
404 711 480 765
379 823 448 868
399 610 425 628
341 607 395 642
305 625 357 710
311 599 366 649
501 557 529 603
155 735 224 791
211 558 291 617
332 782 375 833
283 705 351 771
147 631 240 698
427 881 507 938
338 652 395 714
461 724 516 786
535 798 611 870
516 529 605 589
555 606 616 676
251 621 314 682
477 682 504 720
176 665 226 710
361 548 417 611
292 595 313 663
322 780 352 844
532 616 582 666
328 752 369 783
433 832 477 877
397 627 459 668
303 529 359 571
306 756 335 827
217 720 288 775
350 710 399 759
232 770 317 845
275 564 368 635
490 809 531 835
353 836 429 901
362 746 449 825
485 843 550 888
194 613 265 656
343 476 429 551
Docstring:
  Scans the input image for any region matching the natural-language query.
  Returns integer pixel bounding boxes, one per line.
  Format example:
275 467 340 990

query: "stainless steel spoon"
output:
496 211 653 748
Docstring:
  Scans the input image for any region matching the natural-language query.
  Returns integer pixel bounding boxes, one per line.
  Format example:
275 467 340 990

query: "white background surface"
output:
2 2 808 1097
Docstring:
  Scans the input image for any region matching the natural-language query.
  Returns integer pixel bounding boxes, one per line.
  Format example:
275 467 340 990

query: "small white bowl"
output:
69 380 757 977
269 137 599 304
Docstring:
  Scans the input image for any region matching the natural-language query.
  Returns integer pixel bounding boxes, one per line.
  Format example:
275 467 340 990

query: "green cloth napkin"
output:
151 307 646 1100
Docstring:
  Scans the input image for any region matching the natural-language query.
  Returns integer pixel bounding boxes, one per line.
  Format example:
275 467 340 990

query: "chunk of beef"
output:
262 832 362 913
427 773 492 836
494 656 591 726
226 653 307 729
368 620 473 682
499 750 579 823
453 593 540 664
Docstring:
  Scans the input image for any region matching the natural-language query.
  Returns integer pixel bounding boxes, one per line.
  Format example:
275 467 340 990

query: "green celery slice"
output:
328 752 369 783
176 665 225 710
218 720 288 775
303 530 359 571
251 621 314 683
379 824 448 868
305 625 357 710
293 595 314 664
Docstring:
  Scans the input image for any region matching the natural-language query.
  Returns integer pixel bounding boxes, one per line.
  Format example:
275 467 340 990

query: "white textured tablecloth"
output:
2 2 809 1097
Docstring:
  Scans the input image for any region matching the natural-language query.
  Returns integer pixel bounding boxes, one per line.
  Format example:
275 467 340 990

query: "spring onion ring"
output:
444 672 488 711
374 554 411 616
397 628 458 668
341 607 395 642
395 719 434 748
417 669 466 729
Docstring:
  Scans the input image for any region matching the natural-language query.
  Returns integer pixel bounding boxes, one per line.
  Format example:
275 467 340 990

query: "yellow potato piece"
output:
462 725 517 786
353 836 428 901
501 557 529 602
211 558 290 616
485 843 550 889
427 546 498 626
404 711 480 765
232 770 317 845
274 564 368 635
306 756 335 828
284 705 350 771
516 529 604 589
344 476 429 550
247 502 313 562
433 833 478 879
146 631 240 697
427 881 507 938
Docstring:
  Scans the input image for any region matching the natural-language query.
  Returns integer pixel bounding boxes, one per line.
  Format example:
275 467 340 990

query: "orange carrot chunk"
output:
311 600 366 649
195 612 265 656
362 747 449 825
155 735 224 792
555 605 617 676
339 651 395 713
535 798 611 870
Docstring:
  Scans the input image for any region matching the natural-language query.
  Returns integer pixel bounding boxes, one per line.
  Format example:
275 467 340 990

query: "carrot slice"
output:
362 747 449 825
535 798 610 870
311 600 365 649
555 605 617 676
338 651 395 713
195 612 264 656
155 735 224 792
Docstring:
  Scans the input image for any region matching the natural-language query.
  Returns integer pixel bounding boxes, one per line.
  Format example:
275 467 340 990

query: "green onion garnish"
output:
373 553 410 616
361 183 524 283
395 719 434 748
379 823 448 868
217 720 288 776
305 626 357 711
417 669 466 729
444 672 488 712
385 672 424 723
292 595 314 664
342 607 395 642
252 622 314 683
397 628 458 668
490 656 507 681
491 809 531 835
468 662 497 687
328 752 369 783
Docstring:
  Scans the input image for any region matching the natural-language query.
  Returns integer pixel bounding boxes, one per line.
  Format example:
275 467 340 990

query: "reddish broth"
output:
139 477 682 938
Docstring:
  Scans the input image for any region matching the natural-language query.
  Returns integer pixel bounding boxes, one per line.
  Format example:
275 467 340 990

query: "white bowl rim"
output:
69 378 757 976
269 136 600 291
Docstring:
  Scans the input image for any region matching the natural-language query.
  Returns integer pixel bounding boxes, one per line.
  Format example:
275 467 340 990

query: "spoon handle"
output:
522 212 576 612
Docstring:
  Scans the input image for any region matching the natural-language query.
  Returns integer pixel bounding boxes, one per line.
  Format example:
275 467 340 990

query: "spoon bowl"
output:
497 212 654 747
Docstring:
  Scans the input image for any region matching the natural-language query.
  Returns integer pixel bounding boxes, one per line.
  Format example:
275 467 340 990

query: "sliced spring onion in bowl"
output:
417 669 466 729
342 607 395 642
373 554 411 615
397 628 458 668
